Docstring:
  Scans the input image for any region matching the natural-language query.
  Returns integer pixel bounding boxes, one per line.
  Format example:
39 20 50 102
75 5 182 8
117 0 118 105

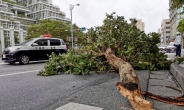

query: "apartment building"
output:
136 19 145 32
158 28 161 34
0 0 70 53
160 19 170 45
169 0 184 48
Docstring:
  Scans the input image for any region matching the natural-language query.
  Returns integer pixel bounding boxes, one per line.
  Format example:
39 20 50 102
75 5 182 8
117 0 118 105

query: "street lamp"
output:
69 4 80 49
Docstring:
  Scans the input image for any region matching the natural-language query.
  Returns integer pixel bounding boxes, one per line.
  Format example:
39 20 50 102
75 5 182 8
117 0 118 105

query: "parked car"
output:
165 42 176 53
1 37 67 65
158 46 167 53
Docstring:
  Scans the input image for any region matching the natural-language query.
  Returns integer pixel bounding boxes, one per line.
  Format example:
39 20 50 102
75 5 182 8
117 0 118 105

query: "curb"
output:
170 63 184 90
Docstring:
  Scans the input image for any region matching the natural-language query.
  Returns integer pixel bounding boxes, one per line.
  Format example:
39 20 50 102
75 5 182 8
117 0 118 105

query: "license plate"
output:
3 54 6 58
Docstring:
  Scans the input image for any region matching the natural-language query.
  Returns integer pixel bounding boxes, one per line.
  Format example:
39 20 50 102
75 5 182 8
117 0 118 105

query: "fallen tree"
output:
38 13 179 109
105 48 152 110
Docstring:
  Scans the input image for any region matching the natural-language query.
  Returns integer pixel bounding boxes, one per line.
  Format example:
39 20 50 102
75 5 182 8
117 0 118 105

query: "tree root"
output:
141 91 184 106
165 86 184 99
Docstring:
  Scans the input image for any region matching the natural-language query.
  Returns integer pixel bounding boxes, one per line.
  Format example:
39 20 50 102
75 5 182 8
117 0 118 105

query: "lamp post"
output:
69 4 80 49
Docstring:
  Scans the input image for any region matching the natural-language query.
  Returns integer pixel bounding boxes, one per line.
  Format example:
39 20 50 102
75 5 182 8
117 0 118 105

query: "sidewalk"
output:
52 70 184 110
147 70 184 110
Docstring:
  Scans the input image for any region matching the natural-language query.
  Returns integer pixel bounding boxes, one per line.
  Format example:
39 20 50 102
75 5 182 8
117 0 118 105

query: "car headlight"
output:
9 48 19 52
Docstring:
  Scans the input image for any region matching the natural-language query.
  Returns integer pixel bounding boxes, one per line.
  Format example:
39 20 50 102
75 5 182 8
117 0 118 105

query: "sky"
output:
52 0 169 33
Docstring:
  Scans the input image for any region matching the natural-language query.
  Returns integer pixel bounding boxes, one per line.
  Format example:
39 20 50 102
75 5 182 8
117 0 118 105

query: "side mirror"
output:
32 43 38 46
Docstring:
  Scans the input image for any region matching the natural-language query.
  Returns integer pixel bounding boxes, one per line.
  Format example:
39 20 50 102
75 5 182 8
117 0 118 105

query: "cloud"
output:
53 0 169 33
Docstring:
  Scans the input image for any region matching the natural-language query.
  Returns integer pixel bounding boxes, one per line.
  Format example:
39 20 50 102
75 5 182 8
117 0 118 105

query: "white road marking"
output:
0 70 40 77
55 102 103 110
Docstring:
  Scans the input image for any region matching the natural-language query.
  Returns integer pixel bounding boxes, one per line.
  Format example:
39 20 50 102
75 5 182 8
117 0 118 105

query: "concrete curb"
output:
170 63 184 90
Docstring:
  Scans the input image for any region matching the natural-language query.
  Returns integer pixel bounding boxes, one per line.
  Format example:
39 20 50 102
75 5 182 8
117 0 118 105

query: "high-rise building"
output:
0 0 70 53
158 28 161 35
136 19 145 32
169 0 184 48
161 19 170 45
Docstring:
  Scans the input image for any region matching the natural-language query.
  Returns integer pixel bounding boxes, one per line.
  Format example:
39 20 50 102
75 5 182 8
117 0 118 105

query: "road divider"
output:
0 70 40 77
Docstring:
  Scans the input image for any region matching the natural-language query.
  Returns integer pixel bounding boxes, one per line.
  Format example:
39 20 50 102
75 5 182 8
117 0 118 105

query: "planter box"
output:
170 63 184 90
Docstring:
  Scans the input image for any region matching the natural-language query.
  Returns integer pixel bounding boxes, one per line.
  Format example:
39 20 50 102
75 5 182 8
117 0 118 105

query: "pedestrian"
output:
174 32 182 57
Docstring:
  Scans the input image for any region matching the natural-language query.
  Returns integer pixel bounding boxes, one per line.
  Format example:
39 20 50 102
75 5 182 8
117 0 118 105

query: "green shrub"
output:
38 49 102 76
177 57 184 64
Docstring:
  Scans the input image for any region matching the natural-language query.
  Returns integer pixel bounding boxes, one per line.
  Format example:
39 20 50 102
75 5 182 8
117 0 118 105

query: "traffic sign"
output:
79 27 86 31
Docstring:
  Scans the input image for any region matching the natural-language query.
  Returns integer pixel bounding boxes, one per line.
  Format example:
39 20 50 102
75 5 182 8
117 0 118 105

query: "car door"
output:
49 39 61 55
31 39 48 60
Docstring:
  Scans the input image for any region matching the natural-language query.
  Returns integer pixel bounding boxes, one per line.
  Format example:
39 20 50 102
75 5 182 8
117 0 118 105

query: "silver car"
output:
158 46 167 53
166 42 176 53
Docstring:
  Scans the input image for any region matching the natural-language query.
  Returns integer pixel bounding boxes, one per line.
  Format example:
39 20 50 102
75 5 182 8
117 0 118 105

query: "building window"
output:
166 27 170 29
166 31 170 33
166 22 170 24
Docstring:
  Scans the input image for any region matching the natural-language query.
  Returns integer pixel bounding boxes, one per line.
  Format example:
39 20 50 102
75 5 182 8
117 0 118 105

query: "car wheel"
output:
19 55 29 65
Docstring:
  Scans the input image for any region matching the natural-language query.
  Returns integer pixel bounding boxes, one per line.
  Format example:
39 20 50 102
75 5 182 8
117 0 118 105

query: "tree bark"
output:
105 48 152 110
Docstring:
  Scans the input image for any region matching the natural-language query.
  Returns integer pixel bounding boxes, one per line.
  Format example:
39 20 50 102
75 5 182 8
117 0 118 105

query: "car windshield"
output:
20 38 35 46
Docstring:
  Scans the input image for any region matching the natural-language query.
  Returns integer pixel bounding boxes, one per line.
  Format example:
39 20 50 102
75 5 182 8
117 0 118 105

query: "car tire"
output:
19 54 29 65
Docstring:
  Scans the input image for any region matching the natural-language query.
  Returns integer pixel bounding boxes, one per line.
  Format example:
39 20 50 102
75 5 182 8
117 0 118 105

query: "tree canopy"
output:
170 0 184 10
177 18 184 33
26 19 83 42
39 12 171 76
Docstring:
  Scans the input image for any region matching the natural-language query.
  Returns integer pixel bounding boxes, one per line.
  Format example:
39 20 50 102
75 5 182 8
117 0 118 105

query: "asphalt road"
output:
0 62 124 110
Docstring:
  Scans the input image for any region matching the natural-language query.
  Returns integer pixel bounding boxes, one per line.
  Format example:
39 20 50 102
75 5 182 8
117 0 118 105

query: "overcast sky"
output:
53 0 169 33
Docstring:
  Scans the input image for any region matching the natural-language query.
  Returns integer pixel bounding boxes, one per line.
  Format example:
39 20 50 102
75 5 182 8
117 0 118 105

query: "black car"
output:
2 38 67 64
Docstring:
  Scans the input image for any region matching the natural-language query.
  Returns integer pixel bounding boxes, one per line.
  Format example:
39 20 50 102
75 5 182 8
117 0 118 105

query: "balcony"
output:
0 8 13 14
10 6 30 12
0 15 14 20
59 11 66 16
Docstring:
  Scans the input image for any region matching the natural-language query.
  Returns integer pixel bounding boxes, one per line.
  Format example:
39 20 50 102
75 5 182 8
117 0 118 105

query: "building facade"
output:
0 0 70 53
160 19 170 45
158 28 161 34
136 19 145 31
169 0 184 48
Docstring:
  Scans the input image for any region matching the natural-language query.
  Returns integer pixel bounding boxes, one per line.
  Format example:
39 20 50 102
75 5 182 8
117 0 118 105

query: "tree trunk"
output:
105 48 152 110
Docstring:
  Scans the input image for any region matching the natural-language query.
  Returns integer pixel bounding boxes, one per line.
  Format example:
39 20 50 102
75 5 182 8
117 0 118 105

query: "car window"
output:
50 39 61 46
61 39 66 45
20 38 35 46
34 39 48 46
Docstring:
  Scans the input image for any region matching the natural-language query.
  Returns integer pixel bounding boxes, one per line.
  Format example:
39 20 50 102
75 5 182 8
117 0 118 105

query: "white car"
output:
2 38 68 65
166 42 176 53
158 46 167 53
